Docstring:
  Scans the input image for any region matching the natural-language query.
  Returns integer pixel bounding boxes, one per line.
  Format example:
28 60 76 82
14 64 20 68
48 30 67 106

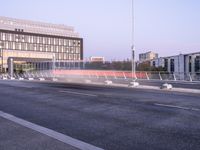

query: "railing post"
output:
189 73 193 82
173 73 177 81
96 71 99 79
123 72 127 80
113 71 117 79
146 72 149 80
135 72 138 80
159 72 162 80
104 72 108 80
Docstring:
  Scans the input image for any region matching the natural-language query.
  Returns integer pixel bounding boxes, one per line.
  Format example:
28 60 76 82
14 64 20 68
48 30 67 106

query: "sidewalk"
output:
0 117 79 150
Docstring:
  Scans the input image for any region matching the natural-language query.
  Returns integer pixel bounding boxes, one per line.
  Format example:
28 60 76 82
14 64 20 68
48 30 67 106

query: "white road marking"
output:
59 90 98 97
0 110 103 150
154 103 200 111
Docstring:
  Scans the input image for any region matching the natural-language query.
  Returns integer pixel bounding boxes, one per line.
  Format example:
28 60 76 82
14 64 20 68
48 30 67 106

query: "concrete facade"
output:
139 51 158 62
150 52 200 75
0 16 83 72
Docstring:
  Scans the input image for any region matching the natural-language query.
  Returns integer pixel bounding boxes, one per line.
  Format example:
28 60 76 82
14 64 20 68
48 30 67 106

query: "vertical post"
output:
159 72 163 80
131 0 137 81
189 73 192 82
173 73 177 81
123 72 127 80
131 0 138 85
146 72 149 80
113 71 117 79
8 58 14 78
52 54 56 71
52 54 56 78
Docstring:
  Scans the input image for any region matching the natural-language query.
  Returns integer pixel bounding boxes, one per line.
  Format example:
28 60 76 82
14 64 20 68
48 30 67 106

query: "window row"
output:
0 41 81 54
0 33 81 46
1 52 80 61
55 53 81 60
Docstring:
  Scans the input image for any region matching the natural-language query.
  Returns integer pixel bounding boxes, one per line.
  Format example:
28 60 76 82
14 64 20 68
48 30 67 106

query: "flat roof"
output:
0 16 79 38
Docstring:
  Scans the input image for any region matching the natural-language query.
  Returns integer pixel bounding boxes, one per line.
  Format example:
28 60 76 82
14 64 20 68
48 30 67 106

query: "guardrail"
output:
51 70 200 82
0 70 200 82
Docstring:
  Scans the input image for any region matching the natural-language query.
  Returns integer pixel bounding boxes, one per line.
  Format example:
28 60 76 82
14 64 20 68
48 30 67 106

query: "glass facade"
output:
0 31 82 60
0 30 83 72
189 56 192 73
170 59 174 72
195 56 200 72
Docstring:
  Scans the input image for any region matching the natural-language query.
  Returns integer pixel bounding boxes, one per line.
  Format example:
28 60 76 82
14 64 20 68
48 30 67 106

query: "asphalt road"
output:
0 80 200 150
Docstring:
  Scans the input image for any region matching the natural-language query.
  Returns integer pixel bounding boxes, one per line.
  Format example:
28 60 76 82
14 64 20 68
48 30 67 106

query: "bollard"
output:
160 83 173 90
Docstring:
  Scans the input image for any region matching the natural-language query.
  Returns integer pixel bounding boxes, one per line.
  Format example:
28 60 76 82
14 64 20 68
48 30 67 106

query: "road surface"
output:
0 80 200 150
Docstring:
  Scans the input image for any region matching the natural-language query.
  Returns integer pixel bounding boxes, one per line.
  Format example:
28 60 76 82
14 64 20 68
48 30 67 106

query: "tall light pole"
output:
130 0 139 87
131 0 136 81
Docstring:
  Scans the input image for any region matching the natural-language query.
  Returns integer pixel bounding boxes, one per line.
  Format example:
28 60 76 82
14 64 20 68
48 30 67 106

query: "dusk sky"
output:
0 0 200 60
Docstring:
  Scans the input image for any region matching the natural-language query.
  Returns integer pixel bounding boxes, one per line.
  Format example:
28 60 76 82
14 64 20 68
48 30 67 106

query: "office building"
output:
150 52 200 74
0 16 83 72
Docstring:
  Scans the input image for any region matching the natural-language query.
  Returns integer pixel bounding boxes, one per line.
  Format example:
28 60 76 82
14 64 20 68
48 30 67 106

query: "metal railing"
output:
1 70 199 83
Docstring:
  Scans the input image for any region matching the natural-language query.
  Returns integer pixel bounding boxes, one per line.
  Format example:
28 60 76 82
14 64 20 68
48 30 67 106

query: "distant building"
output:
0 16 83 73
150 52 200 74
150 57 165 68
89 56 105 63
139 51 158 62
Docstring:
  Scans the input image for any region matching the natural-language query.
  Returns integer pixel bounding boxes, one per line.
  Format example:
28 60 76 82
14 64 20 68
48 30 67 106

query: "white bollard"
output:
28 78 34 81
105 80 113 85
10 77 15 80
3 77 7 80
39 78 45 81
160 83 173 90
19 77 24 81
85 79 92 84
129 81 139 87
52 78 58 81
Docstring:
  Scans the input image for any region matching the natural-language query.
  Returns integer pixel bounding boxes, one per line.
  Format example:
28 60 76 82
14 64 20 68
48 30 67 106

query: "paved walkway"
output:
0 117 79 150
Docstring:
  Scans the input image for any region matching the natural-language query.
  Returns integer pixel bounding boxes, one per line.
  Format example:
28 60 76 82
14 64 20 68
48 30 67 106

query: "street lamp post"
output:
131 0 135 80
130 0 139 87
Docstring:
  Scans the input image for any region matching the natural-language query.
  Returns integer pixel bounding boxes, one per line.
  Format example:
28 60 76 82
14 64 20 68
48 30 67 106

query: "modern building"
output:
139 51 158 62
150 52 200 74
0 16 83 73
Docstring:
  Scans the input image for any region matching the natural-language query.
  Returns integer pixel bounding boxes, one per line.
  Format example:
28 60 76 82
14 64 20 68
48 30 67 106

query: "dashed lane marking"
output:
59 90 98 97
154 103 200 111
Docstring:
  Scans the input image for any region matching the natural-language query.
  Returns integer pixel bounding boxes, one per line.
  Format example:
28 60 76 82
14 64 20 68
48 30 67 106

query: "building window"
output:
170 59 174 72
76 47 80 53
2 33 6 40
153 61 156 67
0 41 4 48
195 56 200 72
55 39 59 45
50 38 54 45
189 56 192 73
37 37 40 44
39 37 43 44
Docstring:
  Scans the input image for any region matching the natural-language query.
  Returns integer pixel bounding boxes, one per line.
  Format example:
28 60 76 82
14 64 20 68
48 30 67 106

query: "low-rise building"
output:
139 51 158 62
150 52 200 74
89 56 105 63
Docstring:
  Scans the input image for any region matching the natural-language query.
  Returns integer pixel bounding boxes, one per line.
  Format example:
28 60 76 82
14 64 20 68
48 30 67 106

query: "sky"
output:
0 0 200 60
